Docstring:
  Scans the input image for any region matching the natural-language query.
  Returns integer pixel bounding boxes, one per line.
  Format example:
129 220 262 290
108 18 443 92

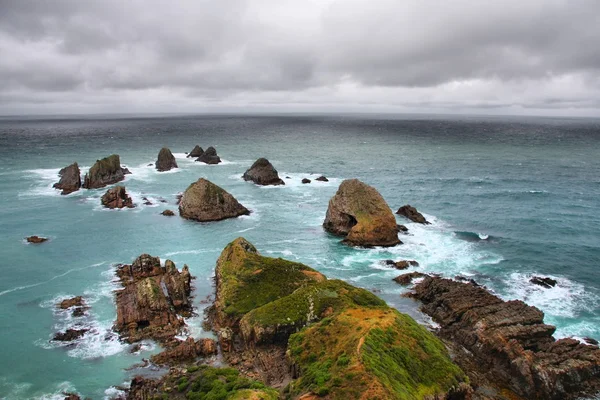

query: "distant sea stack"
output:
323 179 401 247
155 147 178 172
53 163 81 195
242 158 285 186
179 178 249 222
82 154 130 189
196 146 221 164
187 145 204 158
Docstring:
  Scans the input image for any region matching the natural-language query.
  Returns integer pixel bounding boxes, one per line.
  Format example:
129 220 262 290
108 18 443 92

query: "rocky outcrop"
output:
315 175 328 182
411 276 600 399
150 337 217 365
207 238 468 398
83 155 130 189
155 147 178 172
187 145 204 158
396 204 430 224
393 272 427 285
161 209 175 216
114 255 192 343
101 186 134 209
179 178 249 222
530 276 557 288
53 328 88 342
323 179 401 247
53 163 81 195
58 296 88 317
196 146 221 164
26 235 47 244
242 158 285 186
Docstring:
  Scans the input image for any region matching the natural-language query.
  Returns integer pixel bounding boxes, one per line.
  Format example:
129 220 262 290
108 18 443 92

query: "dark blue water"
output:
0 114 599 399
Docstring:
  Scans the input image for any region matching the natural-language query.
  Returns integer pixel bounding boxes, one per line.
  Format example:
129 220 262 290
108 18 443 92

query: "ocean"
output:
0 114 599 399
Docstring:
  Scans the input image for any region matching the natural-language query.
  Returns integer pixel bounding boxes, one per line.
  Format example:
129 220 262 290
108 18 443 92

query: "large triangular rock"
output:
179 178 249 222
242 158 284 186
187 145 204 158
82 154 129 189
155 147 178 172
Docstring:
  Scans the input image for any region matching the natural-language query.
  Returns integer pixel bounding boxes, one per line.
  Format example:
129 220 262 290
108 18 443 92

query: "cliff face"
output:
208 238 469 398
323 179 401 247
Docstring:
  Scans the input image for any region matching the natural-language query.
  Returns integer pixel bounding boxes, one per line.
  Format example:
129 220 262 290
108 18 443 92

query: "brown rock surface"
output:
155 147 178 172
411 276 600 399
150 337 218 365
26 235 48 243
396 204 430 224
393 272 427 285
242 158 285 186
53 163 81 195
179 178 249 222
383 259 419 270
323 179 401 247
161 209 175 216
101 186 134 209
83 154 129 189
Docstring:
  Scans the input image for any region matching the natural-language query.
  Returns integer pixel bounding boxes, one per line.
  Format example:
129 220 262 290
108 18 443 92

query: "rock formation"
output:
82 154 130 189
196 146 221 164
187 145 204 158
53 163 81 195
26 235 48 244
315 175 329 182
411 276 600 399
301 178 311 184
206 238 468 398
242 158 285 186
393 272 427 285
530 276 557 288
383 259 419 270
396 204 430 224
53 328 88 342
101 186 134 209
150 337 217 365
155 147 178 172
178 178 249 222
323 179 401 247
58 296 88 317
114 254 192 343
161 209 175 216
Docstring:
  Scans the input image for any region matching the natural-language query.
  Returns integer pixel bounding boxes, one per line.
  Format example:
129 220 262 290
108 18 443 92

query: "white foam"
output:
478 233 489 240
104 385 128 400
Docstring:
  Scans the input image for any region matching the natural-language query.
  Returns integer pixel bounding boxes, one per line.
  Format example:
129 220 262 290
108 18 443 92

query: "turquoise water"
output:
0 114 599 399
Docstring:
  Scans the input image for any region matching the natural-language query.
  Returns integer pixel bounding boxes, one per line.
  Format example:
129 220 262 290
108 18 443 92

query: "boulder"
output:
26 235 47 244
161 209 175 216
114 254 192 343
179 178 249 222
242 158 285 186
101 186 134 209
396 204 430 224
530 276 557 288
196 146 221 164
155 147 178 172
410 276 600 399
53 328 89 341
82 154 129 189
53 163 81 195
323 179 401 247
301 178 311 184
315 175 329 182
187 145 204 158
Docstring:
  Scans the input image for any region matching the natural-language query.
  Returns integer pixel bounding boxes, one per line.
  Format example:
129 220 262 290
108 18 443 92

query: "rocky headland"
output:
53 162 81 195
83 154 130 189
242 158 285 186
323 179 401 247
155 147 178 171
178 178 249 222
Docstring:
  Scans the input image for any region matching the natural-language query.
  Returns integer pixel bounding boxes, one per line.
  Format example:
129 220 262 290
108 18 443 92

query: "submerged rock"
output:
187 145 204 158
155 147 178 172
242 158 285 186
411 276 600 399
114 254 192 343
530 276 557 288
196 146 221 164
53 163 81 195
101 186 134 209
53 328 88 342
26 235 48 244
315 175 329 182
323 179 401 247
179 178 249 222
396 204 430 224
82 154 129 189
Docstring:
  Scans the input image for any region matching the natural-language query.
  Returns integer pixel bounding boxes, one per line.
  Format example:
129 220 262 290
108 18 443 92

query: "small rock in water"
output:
59 296 85 309
396 204 430 224
243 158 285 186
53 328 89 342
187 145 204 158
393 272 427 286
397 224 409 232
530 276 557 288
26 235 48 244
302 178 311 184
101 186 135 209
161 210 175 216
584 337 599 346
315 175 329 182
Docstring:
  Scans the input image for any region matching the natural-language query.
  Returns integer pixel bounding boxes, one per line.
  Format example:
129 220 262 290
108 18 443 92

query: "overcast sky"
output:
1 0 599 116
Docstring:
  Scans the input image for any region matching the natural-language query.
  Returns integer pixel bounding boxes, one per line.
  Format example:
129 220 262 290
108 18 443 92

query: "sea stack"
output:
323 179 401 247
155 147 178 172
101 186 134 209
53 163 81 195
242 158 285 186
187 145 204 158
82 154 129 189
196 146 221 164
179 178 249 222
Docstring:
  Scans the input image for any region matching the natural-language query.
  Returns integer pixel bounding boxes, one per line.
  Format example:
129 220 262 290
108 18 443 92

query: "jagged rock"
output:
323 179 401 247
155 147 178 172
114 255 192 343
411 276 600 400
393 272 427 285
53 328 88 341
315 175 329 182
53 163 81 195
59 297 85 309
161 209 175 216
383 259 419 270
83 155 129 189
187 145 204 158
150 337 218 365
530 276 557 288
26 235 47 244
301 178 311 184
196 146 221 164
179 178 249 222
242 158 285 186
396 204 430 224
101 186 134 209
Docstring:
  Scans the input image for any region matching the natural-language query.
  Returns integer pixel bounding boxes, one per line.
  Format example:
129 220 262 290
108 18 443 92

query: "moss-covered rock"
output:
323 179 401 247
179 178 250 222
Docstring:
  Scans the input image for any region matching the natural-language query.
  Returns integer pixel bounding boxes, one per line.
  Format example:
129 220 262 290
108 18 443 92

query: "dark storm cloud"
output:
0 0 599 115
